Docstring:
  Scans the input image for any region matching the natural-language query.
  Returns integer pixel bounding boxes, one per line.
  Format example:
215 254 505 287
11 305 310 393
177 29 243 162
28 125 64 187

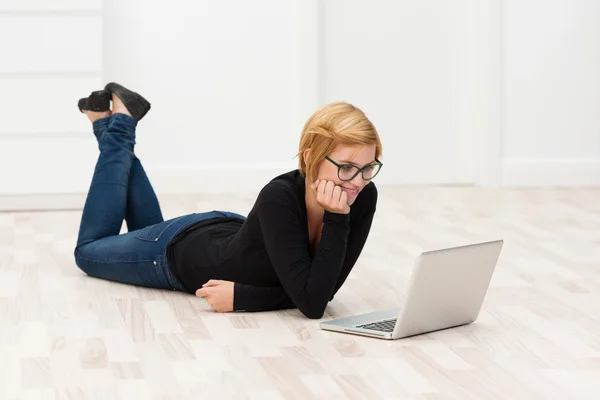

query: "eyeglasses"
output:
325 156 383 181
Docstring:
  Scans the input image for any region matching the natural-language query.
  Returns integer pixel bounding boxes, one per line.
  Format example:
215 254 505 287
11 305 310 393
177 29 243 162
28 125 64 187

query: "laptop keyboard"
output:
355 318 397 332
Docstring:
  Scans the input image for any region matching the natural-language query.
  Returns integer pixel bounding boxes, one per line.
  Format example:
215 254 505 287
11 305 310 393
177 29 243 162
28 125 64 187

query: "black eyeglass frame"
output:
324 156 383 181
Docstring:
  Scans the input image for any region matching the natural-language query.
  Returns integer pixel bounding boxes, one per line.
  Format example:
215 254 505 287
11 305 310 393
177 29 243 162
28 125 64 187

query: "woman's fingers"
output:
339 190 349 211
332 185 342 202
318 179 327 195
313 179 350 214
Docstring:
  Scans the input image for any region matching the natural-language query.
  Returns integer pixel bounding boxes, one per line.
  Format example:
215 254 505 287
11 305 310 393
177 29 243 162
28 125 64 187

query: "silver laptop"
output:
319 240 503 340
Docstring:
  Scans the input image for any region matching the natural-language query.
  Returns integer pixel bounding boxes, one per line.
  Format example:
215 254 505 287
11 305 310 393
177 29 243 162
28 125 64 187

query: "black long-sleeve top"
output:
166 169 377 319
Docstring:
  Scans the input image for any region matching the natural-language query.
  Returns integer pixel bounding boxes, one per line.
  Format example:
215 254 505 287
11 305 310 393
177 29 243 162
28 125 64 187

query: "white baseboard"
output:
502 159 600 187
0 194 86 212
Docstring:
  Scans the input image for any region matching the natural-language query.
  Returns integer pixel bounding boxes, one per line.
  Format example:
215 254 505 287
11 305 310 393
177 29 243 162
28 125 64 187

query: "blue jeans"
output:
74 113 245 292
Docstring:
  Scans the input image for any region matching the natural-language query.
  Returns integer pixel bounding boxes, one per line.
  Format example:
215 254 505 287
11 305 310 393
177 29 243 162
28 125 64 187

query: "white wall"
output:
0 0 103 200
102 0 600 190
502 0 600 186
1 0 599 209
102 0 484 190
102 0 312 194
320 0 477 185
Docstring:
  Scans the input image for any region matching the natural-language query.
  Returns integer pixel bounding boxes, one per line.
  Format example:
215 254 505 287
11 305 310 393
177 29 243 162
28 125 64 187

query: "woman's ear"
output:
303 148 311 164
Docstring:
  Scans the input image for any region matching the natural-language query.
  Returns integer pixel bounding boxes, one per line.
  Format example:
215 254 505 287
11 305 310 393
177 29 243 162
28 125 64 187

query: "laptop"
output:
319 240 503 340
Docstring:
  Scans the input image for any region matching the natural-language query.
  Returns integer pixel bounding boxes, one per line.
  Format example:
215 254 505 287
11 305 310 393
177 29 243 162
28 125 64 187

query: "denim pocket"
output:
135 218 179 242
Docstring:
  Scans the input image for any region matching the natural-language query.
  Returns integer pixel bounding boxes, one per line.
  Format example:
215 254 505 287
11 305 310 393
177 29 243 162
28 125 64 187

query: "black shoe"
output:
104 82 151 121
78 90 111 113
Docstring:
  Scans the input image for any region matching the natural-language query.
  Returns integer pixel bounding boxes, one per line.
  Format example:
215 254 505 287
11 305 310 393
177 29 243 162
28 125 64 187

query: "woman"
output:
74 83 383 319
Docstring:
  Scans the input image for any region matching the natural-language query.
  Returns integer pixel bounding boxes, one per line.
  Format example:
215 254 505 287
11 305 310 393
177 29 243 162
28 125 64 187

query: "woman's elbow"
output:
300 304 327 319
303 310 325 319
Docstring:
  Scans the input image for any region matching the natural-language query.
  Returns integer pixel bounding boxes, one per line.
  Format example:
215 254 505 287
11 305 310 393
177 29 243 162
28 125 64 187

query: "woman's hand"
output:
195 280 235 312
311 179 350 214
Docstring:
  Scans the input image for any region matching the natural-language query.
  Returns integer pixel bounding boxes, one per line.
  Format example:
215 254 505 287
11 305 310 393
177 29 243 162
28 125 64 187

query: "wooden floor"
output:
1 185 600 399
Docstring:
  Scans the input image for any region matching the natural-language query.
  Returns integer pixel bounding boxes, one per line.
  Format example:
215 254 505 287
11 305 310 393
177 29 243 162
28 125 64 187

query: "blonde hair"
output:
296 101 383 182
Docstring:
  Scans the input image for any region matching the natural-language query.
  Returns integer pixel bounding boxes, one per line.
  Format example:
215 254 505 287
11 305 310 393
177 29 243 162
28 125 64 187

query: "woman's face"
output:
314 144 378 206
